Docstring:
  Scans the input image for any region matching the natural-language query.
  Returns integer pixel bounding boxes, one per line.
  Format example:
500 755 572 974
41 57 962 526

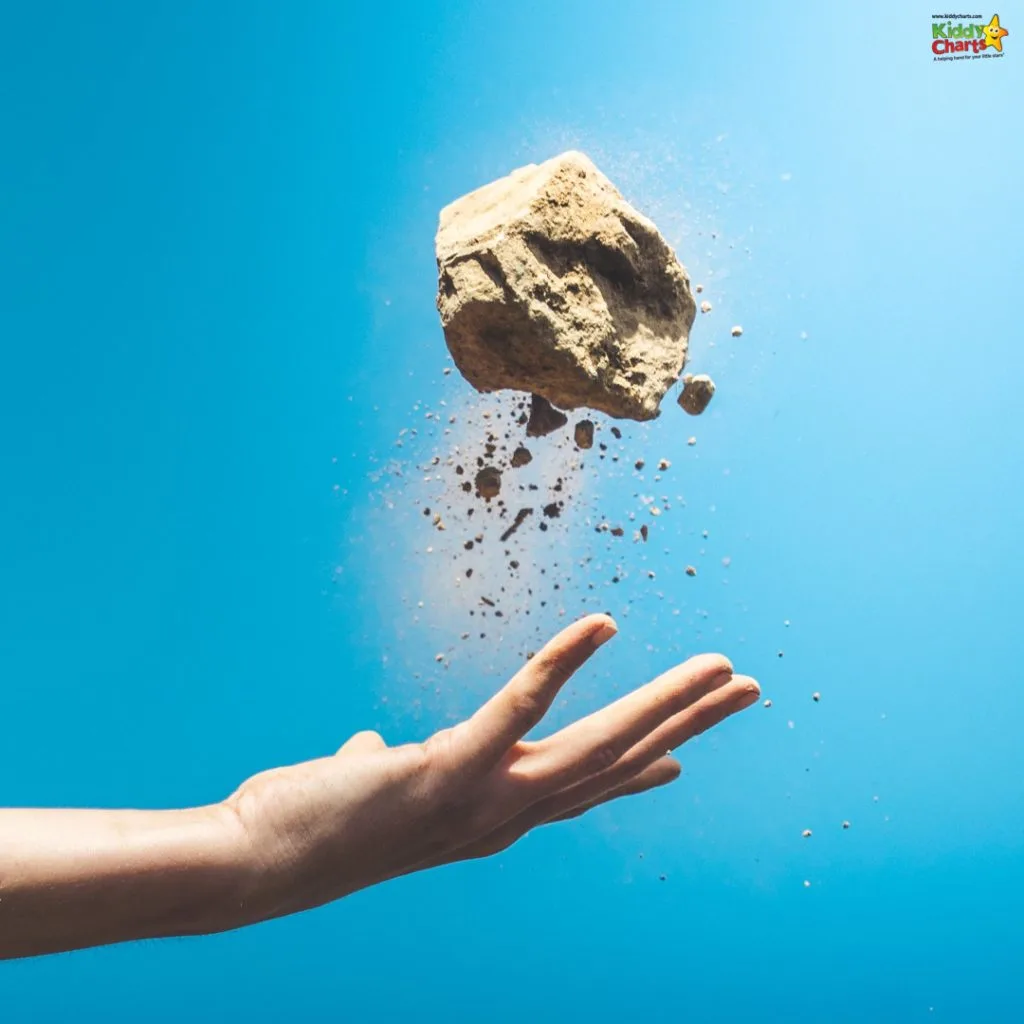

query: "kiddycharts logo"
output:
932 13 1009 60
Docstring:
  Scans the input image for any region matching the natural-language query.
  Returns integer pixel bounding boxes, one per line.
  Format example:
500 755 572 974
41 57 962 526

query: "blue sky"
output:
1 2 1022 1020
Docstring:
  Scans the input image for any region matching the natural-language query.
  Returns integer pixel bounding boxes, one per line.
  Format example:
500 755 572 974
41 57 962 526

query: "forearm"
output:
0 804 254 959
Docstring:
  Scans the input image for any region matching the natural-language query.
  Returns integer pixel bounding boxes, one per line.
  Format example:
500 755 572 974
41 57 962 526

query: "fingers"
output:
530 675 760 815
521 653 737 792
432 755 683 865
459 614 617 772
546 756 681 823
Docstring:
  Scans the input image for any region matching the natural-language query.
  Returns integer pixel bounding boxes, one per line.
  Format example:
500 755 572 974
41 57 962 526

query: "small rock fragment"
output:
678 374 716 416
658 458 670 471
763 699 772 708
510 445 533 468
842 820 851 830
700 300 712 314
475 466 502 499
499 507 533 542
640 524 649 542
801 829 812 838
685 565 697 576
635 459 645 470
574 419 595 449
731 325 743 337
812 692 820 702
526 394 568 437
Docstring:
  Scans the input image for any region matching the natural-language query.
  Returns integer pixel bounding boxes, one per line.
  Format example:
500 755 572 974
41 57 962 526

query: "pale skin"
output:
0 614 759 960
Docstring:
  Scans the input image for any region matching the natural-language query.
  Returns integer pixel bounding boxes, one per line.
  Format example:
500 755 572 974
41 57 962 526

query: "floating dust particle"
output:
649 507 661 517
721 556 731 567
731 325 743 337
685 565 697 576
573 419 594 449
475 466 502 499
700 300 712 313
510 445 533 468
803 880 811 889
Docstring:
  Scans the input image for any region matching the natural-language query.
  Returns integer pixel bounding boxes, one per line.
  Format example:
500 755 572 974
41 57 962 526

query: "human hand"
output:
225 614 760 926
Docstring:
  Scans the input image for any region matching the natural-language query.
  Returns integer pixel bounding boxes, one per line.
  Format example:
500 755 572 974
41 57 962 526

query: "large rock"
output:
435 151 696 422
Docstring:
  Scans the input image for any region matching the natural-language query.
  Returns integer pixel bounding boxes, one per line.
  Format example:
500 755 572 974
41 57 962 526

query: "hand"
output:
227 614 760 925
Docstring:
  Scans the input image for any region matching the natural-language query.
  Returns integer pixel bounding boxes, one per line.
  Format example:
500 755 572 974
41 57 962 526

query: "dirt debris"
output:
678 374 716 416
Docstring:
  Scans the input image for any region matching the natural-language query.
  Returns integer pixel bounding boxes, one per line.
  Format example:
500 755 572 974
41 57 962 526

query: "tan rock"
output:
435 151 696 421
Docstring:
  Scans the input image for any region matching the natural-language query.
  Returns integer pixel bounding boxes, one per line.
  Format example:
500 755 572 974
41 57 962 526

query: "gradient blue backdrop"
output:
1 2 1022 1020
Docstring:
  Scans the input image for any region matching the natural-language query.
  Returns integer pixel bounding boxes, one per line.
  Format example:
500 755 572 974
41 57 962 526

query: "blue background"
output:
2 1 1022 1020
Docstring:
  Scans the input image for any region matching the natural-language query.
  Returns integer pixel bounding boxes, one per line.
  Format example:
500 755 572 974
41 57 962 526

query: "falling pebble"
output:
778 650 784 658
721 556 731 567
685 565 697 577
801 829 812 838
763 699 772 708
803 880 811 889
695 283 704 293
635 459 645 470
658 459 671 471
842 820 851 830
434 653 445 663
700 300 712 313
687 436 697 446
731 325 743 337
443 367 452 375
812 692 820 702
658 874 667 882
650 507 661 517
573 419 595 450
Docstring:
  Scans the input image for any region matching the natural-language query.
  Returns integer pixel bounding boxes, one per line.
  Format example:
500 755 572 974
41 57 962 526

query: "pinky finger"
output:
545 756 681 823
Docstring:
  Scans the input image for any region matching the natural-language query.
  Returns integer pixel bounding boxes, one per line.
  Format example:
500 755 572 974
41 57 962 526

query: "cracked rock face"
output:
435 151 696 421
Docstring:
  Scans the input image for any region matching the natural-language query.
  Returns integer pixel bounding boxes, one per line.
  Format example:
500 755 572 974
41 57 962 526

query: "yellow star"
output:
982 14 1009 50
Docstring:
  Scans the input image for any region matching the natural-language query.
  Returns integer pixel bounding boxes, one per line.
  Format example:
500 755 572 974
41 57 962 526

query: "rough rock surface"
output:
435 151 696 421
678 374 716 416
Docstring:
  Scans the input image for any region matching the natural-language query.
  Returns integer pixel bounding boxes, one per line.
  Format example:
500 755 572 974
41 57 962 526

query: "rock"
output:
700 300 712 314
510 445 533 468
499 507 532 541
574 419 595 449
731 325 743 337
685 565 697 576
678 374 716 416
658 458 670 471
526 393 568 437
475 466 502 499
435 151 696 421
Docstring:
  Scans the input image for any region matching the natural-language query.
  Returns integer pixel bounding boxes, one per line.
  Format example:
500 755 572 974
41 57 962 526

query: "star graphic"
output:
982 14 1009 51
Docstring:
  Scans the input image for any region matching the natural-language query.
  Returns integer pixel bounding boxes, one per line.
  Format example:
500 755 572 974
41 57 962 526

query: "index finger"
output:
459 614 617 772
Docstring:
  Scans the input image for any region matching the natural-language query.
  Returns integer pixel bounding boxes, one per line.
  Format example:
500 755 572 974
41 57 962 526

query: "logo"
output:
932 13 1009 60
